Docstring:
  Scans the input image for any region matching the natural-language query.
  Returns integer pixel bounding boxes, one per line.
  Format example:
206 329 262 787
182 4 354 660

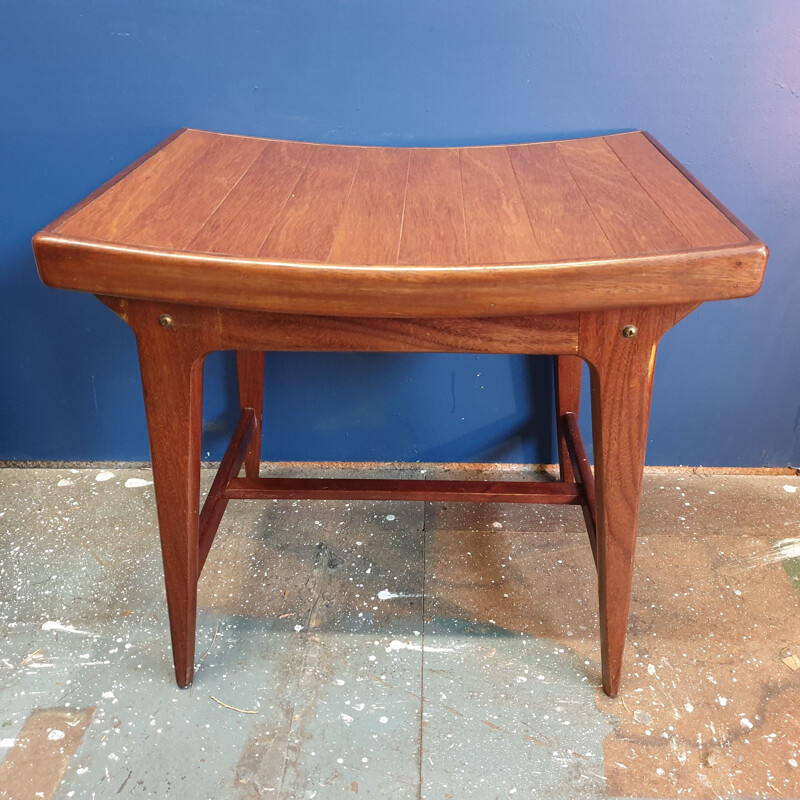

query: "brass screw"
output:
158 314 174 328
621 325 638 339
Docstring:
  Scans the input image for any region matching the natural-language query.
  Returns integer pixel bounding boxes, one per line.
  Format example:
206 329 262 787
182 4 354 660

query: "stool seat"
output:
34 128 766 317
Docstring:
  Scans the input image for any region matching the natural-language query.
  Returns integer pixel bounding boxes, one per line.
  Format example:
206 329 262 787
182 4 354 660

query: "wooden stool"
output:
33 129 767 696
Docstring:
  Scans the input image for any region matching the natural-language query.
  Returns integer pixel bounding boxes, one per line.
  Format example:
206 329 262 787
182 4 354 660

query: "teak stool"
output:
33 129 767 697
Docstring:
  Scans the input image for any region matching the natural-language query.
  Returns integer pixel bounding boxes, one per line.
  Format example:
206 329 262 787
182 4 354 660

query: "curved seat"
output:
34 128 766 317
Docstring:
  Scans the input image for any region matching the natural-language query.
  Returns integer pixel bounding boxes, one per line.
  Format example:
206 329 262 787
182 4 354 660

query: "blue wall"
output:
2 2 799 466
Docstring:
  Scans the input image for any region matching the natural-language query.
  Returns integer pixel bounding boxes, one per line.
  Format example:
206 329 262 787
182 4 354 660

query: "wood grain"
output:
35 129 768 316
508 142 615 261
198 408 256 572
554 354 583 482
225 476 582 504
237 350 266 477
35 237 765 318
329 147 409 265
564 410 597 567
398 148 468 265
189 139 313 257
58 128 214 241
211 308 580 356
606 132 748 248
127 301 212 688
258 144 360 262
577 305 693 696
459 146 540 264
117 135 265 249
557 136 689 256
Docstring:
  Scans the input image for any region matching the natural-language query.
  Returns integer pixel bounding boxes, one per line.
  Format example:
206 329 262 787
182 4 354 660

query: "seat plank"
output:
58 129 216 242
328 147 409 265
259 145 361 262
459 146 541 264
189 139 314 257
606 132 748 248
556 136 689 255
117 134 266 249
508 142 615 261
398 149 468 266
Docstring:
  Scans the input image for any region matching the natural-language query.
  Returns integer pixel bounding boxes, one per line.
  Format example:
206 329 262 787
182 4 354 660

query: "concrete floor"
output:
0 463 799 800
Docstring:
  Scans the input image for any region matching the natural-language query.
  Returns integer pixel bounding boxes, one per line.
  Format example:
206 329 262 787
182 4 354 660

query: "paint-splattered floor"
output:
0 464 799 800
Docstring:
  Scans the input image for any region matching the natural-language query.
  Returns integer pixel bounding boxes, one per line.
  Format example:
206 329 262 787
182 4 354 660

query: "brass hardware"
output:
621 325 638 339
158 314 174 328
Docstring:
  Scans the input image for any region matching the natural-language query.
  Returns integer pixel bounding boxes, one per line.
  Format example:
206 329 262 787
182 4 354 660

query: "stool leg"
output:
236 351 265 478
580 308 673 697
554 355 583 482
136 332 206 688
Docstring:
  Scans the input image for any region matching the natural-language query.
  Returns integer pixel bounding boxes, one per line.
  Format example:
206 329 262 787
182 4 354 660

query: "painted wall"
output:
2 2 798 466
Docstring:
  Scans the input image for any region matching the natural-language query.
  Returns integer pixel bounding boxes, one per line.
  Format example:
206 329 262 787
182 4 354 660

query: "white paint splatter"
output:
377 589 422 601
492 521 503 529
718 696 728 707
95 470 115 482
740 718 753 730
684 702 694 713
647 664 656 676
102 691 115 700
47 729 65 741
293 625 305 633
339 714 354 726
752 537 800 567
42 621 90 635
57 479 74 487
385 639 461 654
124 478 152 488
0 739 16 748
76 767 89 775
385 514 396 521
783 484 797 493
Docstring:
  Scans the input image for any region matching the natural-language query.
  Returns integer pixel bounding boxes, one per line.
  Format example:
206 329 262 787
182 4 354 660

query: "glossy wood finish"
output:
35 130 768 697
34 129 767 318
127 303 209 688
226 474 583 504
554 355 583 483
577 304 697 696
236 351 265 478
564 411 597 568
198 408 256 573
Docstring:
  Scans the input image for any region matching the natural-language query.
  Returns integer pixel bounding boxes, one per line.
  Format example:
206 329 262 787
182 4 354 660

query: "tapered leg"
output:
236 351 265 478
554 355 583 482
579 307 678 697
134 312 207 688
